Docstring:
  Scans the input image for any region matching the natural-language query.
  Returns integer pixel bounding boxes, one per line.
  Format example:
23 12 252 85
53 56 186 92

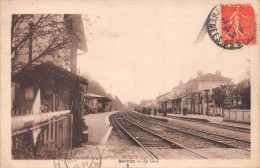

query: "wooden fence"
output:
223 109 250 124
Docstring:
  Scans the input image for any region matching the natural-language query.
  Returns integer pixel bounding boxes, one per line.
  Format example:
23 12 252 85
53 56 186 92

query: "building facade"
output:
156 91 174 110
157 71 232 116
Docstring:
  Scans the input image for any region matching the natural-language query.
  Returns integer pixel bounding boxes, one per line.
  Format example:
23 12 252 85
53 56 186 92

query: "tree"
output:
236 79 251 109
212 85 227 108
127 101 138 110
112 95 124 110
139 99 156 108
11 14 103 80
87 79 107 96
83 74 124 110
11 14 82 78
212 79 251 110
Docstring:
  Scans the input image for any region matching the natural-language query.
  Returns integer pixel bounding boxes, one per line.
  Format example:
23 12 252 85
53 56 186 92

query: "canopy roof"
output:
12 61 88 86
86 93 111 101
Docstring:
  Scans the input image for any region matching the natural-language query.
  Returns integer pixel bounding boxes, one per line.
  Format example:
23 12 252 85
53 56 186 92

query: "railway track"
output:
113 113 208 159
127 113 250 151
167 115 250 133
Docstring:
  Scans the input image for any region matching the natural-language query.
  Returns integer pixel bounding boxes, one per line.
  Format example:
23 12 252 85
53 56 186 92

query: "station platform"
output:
69 111 250 160
83 111 118 145
71 111 152 159
167 113 250 129
133 111 250 130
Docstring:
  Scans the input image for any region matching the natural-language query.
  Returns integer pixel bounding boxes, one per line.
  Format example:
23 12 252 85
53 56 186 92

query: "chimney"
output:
215 70 221 76
197 70 203 78
179 80 183 86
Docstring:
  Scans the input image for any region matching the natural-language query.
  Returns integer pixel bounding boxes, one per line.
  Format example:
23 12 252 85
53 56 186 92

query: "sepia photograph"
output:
1 0 260 168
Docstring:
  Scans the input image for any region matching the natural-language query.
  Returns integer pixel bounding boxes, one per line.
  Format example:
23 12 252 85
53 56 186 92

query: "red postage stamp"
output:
221 4 256 45
207 4 256 49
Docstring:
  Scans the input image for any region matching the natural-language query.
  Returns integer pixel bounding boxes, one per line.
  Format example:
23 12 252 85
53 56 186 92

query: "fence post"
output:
243 109 244 123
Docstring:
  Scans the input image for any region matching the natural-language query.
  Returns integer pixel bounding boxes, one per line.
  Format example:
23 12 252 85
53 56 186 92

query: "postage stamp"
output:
207 4 256 49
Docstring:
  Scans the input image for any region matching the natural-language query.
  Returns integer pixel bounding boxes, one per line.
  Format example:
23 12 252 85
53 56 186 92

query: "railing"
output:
12 110 73 159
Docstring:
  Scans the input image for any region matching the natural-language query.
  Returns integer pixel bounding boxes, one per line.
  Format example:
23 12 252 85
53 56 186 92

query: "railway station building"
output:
11 14 88 159
157 71 232 116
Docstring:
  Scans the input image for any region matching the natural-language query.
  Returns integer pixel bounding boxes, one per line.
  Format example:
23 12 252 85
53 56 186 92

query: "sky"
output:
77 1 255 104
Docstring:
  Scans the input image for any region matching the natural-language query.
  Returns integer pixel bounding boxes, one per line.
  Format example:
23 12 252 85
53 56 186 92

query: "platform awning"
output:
12 62 88 86
86 93 111 102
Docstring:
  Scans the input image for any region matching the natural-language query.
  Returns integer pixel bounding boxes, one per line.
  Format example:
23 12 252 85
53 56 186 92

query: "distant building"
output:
156 91 174 109
157 70 232 116
183 70 232 115
85 93 112 113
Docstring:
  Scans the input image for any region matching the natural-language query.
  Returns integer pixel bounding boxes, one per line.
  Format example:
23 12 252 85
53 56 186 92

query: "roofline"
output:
86 93 111 101
189 73 232 82
156 90 173 98
12 62 88 85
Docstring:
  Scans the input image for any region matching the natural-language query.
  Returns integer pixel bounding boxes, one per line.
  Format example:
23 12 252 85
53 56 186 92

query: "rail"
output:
114 113 208 159
129 113 250 151
123 115 208 159
114 114 157 159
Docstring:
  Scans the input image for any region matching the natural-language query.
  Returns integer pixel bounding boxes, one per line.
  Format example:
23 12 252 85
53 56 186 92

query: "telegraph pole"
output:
28 22 34 65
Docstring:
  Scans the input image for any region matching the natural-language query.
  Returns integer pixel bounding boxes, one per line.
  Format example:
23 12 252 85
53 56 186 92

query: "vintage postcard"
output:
1 0 260 168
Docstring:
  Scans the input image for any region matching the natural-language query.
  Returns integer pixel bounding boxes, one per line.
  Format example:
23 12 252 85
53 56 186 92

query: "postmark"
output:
53 145 102 168
207 4 256 49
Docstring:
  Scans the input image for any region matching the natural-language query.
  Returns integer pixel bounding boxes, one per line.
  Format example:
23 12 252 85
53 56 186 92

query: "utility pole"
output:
28 22 34 65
